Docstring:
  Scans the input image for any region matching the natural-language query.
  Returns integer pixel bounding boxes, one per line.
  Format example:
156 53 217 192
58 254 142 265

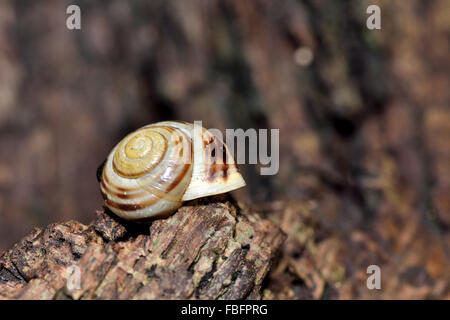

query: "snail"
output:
98 121 246 220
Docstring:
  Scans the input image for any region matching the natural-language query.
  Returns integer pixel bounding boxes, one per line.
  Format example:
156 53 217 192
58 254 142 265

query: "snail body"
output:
99 121 245 220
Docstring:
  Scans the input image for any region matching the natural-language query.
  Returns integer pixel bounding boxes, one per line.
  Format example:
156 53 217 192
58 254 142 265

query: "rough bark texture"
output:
0 195 285 300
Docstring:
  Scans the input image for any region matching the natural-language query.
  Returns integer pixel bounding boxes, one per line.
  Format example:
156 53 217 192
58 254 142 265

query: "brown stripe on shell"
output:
154 130 192 193
102 175 161 212
204 137 230 181
203 136 216 163
221 139 228 164
208 163 230 182
203 136 215 147
99 188 147 213
203 135 229 164
102 171 140 193
101 178 147 200
104 197 160 212
166 163 191 192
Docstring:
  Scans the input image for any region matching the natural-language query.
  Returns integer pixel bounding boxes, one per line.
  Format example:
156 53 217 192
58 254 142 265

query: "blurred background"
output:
0 0 449 299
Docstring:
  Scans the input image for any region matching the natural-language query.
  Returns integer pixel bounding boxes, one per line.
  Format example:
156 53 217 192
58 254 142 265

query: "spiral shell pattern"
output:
100 123 193 219
99 121 246 220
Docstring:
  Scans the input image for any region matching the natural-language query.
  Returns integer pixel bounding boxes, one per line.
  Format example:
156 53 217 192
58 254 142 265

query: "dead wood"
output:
0 195 285 300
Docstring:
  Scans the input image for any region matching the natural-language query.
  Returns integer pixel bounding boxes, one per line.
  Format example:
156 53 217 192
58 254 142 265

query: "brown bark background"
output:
0 0 449 299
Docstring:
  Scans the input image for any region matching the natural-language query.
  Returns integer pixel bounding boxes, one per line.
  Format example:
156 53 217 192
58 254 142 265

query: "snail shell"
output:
99 121 246 220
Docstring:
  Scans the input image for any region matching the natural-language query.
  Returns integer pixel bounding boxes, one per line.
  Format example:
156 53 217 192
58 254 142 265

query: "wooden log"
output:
0 195 285 300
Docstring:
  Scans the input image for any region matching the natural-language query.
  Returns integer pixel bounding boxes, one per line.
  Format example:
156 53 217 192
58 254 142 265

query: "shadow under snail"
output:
98 121 246 220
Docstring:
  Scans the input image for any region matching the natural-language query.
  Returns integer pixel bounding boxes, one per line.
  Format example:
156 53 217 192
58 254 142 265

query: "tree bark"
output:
0 195 285 300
